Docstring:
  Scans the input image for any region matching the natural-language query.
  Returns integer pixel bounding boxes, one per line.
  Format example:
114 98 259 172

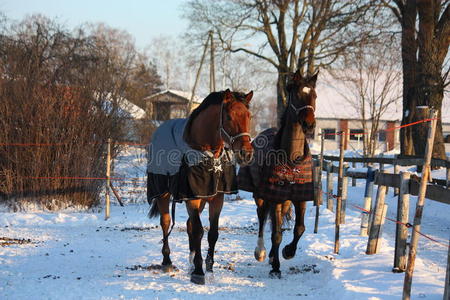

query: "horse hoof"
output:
191 274 205 285
161 264 174 273
269 270 281 279
254 248 266 262
282 246 295 260
205 255 214 272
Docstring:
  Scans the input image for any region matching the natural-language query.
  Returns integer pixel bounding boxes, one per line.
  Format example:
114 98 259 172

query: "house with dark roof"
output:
144 90 203 121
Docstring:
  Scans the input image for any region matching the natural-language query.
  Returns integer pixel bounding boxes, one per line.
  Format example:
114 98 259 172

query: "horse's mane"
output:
274 108 288 148
184 90 248 140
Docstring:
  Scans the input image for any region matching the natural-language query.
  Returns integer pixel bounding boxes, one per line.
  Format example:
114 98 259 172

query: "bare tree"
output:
183 0 384 122
0 16 145 210
147 35 194 91
329 38 402 157
383 0 449 160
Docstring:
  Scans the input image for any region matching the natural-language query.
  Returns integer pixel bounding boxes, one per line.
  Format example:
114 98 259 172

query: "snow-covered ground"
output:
0 146 448 299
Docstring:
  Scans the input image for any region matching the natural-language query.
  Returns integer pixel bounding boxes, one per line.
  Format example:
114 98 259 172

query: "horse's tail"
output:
148 197 160 218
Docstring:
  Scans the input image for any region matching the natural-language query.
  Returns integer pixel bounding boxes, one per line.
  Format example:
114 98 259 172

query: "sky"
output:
0 0 188 49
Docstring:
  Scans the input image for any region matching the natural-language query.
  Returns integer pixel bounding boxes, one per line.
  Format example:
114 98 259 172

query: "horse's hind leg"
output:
254 197 269 262
157 193 173 272
186 199 205 285
282 201 306 260
269 202 283 278
205 194 224 272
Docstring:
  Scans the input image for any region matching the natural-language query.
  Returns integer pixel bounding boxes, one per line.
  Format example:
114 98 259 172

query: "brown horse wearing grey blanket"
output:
147 89 253 285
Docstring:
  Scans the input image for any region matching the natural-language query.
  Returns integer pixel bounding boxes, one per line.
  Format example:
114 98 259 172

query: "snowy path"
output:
0 192 447 299
0 146 448 299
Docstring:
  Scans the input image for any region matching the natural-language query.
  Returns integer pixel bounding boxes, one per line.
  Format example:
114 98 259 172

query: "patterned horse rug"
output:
147 118 237 202
238 128 314 203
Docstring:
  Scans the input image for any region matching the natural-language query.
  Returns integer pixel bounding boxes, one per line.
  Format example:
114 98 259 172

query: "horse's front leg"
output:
205 194 224 272
186 199 206 285
283 201 306 260
269 202 284 278
157 194 173 272
254 197 269 262
186 200 206 272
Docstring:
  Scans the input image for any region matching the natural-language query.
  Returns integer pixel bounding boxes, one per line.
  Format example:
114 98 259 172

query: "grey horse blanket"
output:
147 118 237 202
238 128 314 203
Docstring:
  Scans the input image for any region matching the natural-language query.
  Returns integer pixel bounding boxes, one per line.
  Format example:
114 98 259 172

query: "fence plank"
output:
312 155 449 168
409 179 450 205
375 172 401 189
393 171 411 273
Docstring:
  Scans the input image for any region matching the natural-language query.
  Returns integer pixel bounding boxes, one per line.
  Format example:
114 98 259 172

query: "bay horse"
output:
147 89 253 285
238 70 317 278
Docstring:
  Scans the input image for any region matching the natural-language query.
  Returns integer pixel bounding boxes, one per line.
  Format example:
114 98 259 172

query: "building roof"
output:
315 72 450 123
102 93 146 120
145 89 203 104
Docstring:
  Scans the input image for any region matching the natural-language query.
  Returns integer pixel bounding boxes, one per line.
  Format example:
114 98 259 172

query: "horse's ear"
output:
309 71 319 87
245 91 253 104
293 69 303 82
223 89 233 103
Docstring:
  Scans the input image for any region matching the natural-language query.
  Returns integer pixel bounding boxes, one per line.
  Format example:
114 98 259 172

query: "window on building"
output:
378 131 386 142
322 128 336 140
349 129 364 140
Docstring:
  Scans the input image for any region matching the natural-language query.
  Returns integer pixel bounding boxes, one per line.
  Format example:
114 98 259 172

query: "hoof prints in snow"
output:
288 264 320 274
126 264 179 272
0 236 35 247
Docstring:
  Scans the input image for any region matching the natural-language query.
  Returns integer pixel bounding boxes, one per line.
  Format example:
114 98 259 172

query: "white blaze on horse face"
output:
302 87 311 94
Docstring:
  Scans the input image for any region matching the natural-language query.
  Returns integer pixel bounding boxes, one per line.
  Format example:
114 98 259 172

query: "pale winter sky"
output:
0 0 188 49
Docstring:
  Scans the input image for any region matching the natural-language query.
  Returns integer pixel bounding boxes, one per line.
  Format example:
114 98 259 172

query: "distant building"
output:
144 90 203 121
104 96 147 142
311 79 450 154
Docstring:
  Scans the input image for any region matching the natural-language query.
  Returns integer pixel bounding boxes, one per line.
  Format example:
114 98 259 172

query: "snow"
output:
146 90 203 105
0 146 448 299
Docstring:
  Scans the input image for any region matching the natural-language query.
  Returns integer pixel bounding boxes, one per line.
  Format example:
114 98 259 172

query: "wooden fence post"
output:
326 161 334 212
394 161 400 196
366 184 387 255
340 163 349 224
446 156 449 189
444 239 450 300
313 163 321 234
352 161 357 186
393 171 411 273
360 166 375 236
105 138 111 220
334 131 345 254
403 109 438 300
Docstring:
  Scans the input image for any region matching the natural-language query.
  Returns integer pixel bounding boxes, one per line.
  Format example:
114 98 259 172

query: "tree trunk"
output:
399 0 417 157
412 0 447 160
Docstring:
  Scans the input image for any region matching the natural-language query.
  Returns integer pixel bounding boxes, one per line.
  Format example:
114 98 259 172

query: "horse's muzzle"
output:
235 149 254 166
302 120 316 134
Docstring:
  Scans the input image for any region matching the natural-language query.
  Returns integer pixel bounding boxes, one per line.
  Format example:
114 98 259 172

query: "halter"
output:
219 101 251 149
288 88 315 117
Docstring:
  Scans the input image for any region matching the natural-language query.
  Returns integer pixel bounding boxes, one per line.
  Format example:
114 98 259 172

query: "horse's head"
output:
286 70 318 134
220 89 254 165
